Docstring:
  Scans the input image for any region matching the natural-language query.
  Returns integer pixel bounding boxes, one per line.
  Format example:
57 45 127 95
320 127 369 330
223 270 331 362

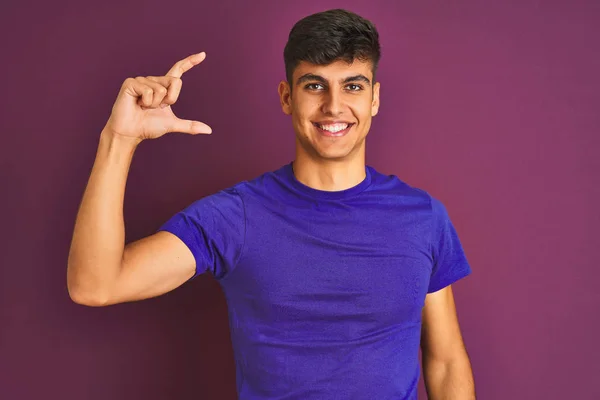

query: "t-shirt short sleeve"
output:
157 187 246 281
428 196 472 293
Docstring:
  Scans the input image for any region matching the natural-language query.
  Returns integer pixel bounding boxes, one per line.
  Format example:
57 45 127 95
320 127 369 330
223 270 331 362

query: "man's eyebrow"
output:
342 75 372 86
295 73 372 86
296 73 326 86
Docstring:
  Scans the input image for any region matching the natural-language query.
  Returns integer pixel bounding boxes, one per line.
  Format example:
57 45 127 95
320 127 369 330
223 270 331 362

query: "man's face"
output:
278 59 380 162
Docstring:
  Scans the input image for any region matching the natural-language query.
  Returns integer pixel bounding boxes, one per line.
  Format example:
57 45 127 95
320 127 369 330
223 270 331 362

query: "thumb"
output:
170 117 212 135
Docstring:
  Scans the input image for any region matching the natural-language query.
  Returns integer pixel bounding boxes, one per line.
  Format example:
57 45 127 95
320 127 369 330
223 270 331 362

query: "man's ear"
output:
371 81 380 117
278 80 292 115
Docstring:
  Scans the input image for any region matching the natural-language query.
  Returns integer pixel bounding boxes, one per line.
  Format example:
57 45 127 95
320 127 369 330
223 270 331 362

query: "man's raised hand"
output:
104 52 212 141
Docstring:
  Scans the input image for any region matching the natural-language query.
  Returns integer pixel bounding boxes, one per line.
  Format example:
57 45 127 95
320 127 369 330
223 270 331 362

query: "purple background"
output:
1 1 598 399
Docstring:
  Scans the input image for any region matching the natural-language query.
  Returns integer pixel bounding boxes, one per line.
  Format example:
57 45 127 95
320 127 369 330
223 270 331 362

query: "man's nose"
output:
321 90 343 115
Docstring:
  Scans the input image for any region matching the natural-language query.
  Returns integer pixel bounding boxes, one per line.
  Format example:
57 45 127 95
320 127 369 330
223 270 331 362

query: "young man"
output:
67 9 475 400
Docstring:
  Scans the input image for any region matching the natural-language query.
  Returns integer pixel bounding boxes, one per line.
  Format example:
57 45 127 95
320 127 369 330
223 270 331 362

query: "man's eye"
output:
306 83 324 90
346 84 363 91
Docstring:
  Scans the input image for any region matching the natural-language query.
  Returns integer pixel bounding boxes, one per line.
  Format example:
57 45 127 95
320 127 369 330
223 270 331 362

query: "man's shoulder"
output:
226 163 290 195
367 165 434 203
368 168 457 225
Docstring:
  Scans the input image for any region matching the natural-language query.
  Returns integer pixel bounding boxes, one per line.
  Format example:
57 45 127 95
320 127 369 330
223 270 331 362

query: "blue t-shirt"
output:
158 163 472 400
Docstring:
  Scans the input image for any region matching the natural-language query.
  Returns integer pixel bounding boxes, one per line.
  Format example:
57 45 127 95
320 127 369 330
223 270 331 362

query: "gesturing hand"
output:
105 52 212 141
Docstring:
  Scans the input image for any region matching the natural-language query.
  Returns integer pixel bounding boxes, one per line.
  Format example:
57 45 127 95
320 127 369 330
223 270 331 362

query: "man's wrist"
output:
97 127 143 164
100 127 143 149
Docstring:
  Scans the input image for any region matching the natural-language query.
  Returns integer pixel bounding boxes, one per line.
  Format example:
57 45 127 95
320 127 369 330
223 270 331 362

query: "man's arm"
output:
67 130 196 306
67 53 212 306
421 285 475 399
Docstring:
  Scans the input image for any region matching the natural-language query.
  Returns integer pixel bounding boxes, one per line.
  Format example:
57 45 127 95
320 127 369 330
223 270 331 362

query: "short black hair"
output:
284 9 381 84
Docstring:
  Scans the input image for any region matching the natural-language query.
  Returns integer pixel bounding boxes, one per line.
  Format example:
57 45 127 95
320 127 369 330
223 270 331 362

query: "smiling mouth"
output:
313 122 355 137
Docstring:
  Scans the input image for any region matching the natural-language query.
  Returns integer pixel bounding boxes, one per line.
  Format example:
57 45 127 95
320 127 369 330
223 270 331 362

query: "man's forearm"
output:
423 355 476 400
67 129 140 304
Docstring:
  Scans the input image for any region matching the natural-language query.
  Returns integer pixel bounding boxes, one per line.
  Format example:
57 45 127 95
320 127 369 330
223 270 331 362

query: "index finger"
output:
166 52 206 78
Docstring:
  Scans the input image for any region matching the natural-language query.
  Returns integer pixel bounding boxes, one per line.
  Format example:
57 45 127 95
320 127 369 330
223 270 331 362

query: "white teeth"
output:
319 123 349 133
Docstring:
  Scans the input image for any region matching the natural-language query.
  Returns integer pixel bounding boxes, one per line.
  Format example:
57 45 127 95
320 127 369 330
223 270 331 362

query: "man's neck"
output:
292 153 366 192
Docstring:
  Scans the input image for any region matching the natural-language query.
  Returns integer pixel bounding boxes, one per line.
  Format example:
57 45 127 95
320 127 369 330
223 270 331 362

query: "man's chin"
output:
316 140 366 161
313 147 357 161
296 135 365 162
